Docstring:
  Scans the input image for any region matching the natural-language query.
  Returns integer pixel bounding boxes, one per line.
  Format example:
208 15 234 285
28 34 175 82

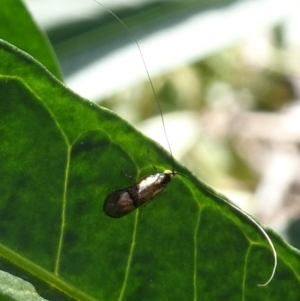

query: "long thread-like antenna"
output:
179 171 277 286
89 0 276 286
90 0 175 170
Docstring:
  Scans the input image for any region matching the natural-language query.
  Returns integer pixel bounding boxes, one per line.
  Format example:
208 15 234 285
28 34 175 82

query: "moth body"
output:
104 170 176 218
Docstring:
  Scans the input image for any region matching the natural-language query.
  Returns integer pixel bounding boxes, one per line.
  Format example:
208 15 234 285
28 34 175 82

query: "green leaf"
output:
0 39 300 301
0 0 62 80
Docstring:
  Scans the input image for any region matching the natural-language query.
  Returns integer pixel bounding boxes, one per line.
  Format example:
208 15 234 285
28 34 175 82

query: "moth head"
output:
163 169 177 179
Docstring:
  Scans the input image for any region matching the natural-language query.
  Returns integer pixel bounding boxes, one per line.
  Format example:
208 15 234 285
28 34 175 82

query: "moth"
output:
104 169 176 218
95 0 277 286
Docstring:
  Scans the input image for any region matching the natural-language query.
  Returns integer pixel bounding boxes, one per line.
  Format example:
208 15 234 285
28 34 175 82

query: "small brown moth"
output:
104 170 176 218
94 0 277 286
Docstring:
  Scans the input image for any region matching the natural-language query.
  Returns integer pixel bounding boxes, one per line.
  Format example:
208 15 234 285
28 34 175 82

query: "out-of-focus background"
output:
23 0 300 248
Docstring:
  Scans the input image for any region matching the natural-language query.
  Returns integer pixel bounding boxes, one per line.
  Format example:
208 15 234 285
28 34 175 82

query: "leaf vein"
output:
118 211 139 301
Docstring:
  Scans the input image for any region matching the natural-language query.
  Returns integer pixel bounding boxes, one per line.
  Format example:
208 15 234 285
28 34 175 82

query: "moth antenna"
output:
91 0 276 286
178 172 277 286
90 0 175 171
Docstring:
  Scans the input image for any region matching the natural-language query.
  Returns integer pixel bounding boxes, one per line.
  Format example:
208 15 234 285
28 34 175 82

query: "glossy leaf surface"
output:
0 38 300 300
